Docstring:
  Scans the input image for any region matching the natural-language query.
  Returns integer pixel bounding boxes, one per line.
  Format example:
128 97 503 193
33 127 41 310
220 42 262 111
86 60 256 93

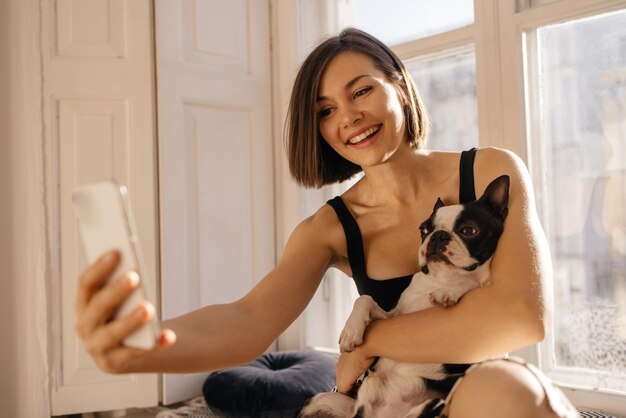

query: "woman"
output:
75 28 578 417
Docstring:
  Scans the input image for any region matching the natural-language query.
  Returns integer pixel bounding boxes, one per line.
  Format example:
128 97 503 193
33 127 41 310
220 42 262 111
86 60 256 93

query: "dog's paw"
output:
338 322 365 352
429 290 461 307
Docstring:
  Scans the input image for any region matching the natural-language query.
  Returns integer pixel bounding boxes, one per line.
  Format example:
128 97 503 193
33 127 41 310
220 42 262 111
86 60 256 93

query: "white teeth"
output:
348 126 379 144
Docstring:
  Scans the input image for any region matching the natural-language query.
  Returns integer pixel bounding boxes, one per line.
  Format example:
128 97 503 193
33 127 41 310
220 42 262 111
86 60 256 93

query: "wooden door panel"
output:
156 0 274 404
47 0 159 414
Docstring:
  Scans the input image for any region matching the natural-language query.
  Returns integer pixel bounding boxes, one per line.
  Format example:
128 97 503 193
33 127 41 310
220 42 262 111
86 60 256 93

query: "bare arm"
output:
356 147 552 364
134 215 335 373
76 209 336 374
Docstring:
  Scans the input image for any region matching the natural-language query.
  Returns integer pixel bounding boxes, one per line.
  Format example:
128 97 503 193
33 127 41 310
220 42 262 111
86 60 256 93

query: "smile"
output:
346 125 381 145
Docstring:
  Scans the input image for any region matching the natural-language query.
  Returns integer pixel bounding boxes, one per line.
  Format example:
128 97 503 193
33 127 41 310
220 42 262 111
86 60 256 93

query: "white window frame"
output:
270 0 626 413
505 0 626 413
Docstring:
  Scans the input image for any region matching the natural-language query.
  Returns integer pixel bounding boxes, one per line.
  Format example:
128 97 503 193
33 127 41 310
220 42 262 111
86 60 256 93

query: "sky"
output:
353 0 474 45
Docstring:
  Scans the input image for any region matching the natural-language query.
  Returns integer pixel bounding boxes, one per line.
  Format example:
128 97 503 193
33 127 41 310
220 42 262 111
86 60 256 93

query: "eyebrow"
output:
316 74 371 102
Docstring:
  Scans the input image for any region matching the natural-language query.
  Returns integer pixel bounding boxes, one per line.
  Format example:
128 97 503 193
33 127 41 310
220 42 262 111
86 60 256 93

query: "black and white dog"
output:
300 175 510 418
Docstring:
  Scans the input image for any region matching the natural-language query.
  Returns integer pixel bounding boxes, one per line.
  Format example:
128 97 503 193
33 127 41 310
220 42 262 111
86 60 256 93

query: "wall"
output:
0 0 50 416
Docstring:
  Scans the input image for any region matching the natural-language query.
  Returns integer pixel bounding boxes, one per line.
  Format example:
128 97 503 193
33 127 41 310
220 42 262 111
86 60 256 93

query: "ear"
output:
433 197 445 212
478 175 510 220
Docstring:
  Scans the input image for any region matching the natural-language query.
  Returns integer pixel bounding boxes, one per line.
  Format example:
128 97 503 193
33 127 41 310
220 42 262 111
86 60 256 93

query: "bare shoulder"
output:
474 147 533 205
284 202 345 261
475 146 526 173
297 202 341 235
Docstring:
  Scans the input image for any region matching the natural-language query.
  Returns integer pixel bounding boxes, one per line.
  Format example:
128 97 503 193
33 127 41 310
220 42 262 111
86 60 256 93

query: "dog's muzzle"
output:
426 230 452 257
421 230 455 275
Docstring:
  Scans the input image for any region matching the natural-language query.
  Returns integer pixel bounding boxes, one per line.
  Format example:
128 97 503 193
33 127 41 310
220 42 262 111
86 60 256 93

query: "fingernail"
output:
126 271 140 288
160 329 176 346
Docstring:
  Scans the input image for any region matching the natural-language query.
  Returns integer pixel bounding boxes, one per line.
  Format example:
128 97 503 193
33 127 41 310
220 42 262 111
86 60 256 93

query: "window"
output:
351 0 474 45
276 0 626 413
528 9 626 394
351 0 479 150
406 50 478 151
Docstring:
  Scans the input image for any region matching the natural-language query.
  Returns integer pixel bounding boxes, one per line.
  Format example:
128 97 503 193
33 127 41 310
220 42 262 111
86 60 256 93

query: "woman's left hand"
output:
335 348 376 394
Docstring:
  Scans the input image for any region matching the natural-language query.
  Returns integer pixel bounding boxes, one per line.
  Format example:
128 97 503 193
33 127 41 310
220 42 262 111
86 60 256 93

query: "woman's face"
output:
316 51 408 168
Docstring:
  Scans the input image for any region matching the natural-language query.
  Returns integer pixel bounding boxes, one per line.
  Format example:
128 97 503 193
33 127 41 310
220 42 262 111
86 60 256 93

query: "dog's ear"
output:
433 197 445 212
478 175 510 220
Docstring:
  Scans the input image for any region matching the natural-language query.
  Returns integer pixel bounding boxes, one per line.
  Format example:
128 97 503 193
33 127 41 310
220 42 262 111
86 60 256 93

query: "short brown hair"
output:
286 27 429 188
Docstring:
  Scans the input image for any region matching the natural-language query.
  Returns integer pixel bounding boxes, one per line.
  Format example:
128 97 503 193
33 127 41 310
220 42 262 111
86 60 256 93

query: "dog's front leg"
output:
429 278 481 307
339 295 389 352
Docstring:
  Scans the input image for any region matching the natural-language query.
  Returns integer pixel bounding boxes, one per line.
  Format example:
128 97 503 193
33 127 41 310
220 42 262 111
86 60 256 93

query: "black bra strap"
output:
326 197 367 280
459 148 477 203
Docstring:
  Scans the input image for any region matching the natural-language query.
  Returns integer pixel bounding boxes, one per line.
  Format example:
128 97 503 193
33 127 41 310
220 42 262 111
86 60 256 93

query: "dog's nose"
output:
431 231 452 248
427 230 452 256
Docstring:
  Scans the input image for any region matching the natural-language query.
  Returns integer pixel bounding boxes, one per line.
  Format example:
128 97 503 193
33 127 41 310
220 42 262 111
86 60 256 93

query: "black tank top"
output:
326 148 477 311
326 148 478 395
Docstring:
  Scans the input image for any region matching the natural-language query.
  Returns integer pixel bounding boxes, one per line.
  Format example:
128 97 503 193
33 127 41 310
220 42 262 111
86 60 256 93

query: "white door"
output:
48 0 159 414
155 0 275 404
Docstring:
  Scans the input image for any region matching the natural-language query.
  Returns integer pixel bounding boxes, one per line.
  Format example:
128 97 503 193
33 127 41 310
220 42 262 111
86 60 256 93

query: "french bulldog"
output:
299 174 510 418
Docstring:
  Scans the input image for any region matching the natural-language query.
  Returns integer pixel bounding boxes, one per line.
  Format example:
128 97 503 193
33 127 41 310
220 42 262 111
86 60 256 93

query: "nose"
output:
432 230 451 243
341 105 363 128
426 230 451 256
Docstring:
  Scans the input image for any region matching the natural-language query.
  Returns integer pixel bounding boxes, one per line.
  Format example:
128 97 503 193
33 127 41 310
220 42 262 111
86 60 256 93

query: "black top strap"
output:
326 196 412 311
459 148 477 203
326 197 368 281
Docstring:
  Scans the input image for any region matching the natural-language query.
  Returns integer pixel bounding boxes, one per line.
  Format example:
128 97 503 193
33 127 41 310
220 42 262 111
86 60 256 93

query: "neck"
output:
357 144 433 206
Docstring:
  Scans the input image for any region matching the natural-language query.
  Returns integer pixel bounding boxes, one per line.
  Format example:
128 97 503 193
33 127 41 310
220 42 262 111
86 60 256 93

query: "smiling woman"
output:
285 29 428 188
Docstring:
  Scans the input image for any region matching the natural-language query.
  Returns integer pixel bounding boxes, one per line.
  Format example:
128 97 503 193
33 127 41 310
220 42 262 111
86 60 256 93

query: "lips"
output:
345 124 381 145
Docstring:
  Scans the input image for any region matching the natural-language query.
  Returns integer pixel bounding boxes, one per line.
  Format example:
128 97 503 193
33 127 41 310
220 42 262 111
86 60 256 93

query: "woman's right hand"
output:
75 250 176 374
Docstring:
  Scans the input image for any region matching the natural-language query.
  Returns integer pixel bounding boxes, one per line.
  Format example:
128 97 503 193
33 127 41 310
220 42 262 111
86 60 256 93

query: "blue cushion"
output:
202 351 336 418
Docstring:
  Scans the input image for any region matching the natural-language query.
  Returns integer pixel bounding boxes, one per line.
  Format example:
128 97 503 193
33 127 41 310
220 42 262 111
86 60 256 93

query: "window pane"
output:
353 0 474 45
536 10 626 390
406 50 479 151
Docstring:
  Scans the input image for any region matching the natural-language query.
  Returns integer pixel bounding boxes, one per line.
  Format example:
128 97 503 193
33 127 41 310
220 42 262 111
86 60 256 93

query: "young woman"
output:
75 28 578 417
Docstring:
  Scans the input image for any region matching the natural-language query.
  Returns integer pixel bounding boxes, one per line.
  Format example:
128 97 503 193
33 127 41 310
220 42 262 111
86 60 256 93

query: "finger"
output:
105 329 177 371
95 346 147 374
335 380 353 395
157 329 177 349
76 251 121 314
98 330 175 374
76 271 139 339
90 301 155 353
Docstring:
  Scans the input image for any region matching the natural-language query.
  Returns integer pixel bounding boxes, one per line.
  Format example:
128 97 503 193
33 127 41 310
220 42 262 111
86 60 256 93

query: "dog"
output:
299 175 510 418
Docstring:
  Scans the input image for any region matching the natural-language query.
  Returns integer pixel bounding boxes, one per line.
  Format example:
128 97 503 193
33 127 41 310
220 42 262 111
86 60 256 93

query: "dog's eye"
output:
420 225 431 236
459 226 478 236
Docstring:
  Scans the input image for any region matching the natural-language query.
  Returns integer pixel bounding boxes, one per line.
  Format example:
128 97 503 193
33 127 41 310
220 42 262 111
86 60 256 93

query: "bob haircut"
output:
286 27 430 188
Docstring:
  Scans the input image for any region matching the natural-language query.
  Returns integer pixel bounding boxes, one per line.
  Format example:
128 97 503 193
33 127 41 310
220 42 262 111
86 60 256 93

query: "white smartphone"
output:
72 180 160 350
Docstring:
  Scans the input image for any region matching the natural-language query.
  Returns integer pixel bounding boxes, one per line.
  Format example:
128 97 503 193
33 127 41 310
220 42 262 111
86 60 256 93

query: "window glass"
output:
406 50 479 151
536 10 626 390
353 0 474 45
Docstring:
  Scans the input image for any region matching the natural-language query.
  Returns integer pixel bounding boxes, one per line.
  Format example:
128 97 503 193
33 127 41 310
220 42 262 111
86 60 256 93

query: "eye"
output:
420 224 431 236
459 226 478 237
318 107 333 118
353 86 372 99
